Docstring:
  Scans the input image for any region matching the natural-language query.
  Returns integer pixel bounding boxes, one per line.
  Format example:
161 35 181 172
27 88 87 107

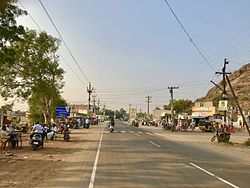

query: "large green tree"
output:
115 108 127 119
0 2 65 124
0 0 26 83
17 31 65 124
164 99 193 114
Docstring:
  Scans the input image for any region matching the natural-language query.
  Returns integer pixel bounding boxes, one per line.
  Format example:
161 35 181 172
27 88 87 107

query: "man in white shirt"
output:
30 122 44 139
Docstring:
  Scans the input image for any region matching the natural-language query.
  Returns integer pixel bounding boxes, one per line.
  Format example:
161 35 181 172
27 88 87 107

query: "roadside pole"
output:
215 59 231 126
87 82 93 118
168 86 179 131
145 96 152 116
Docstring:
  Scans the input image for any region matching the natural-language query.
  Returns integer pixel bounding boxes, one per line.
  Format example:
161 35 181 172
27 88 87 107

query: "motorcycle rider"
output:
109 118 115 132
30 122 44 146
111 118 115 127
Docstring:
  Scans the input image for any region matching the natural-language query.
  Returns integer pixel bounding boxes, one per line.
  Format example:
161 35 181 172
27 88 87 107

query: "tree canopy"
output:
0 0 26 70
0 1 65 124
163 99 193 114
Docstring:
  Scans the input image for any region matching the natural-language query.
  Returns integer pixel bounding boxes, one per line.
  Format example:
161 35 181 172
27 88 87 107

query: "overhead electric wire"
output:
58 53 86 86
163 0 215 71
18 0 86 97
18 0 41 31
38 0 89 84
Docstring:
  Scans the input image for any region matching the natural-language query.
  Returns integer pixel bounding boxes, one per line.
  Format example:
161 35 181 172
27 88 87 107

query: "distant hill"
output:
204 63 250 113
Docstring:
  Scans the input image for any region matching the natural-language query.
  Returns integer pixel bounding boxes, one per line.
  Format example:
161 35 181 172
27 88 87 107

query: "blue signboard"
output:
56 106 70 117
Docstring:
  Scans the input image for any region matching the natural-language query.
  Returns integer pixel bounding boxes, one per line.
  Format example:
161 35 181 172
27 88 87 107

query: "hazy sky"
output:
2 0 250 113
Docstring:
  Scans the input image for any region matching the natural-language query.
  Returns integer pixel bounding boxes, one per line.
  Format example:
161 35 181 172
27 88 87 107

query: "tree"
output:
115 108 127 119
0 103 13 114
164 99 193 114
103 109 115 118
0 0 27 85
28 92 67 124
1 30 65 124
21 31 64 124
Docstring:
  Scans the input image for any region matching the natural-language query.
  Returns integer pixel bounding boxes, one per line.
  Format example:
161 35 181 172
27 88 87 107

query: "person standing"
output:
0 126 9 149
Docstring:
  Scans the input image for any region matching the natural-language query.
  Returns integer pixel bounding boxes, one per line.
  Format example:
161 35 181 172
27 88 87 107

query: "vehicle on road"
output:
31 133 43 150
132 119 139 127
211 130 231 142
109 125 114 133
63 128 70 141
198 120 215 132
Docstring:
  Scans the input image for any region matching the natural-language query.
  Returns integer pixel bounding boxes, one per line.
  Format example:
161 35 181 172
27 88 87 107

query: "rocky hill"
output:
204 63 250 113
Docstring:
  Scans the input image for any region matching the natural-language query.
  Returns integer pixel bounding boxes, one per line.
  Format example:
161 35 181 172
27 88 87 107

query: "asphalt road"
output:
89 120 249 188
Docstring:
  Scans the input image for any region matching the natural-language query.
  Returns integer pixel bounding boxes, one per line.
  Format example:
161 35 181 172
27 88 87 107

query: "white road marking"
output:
88 129 104 188
190 163 240 188
134 132 140 136
146 132 153 135
121 131 126 133
149 140 161 148
137 131 143 134
129 131 134 133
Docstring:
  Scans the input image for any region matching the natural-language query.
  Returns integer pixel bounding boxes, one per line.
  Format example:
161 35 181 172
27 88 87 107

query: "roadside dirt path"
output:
0 124 105 188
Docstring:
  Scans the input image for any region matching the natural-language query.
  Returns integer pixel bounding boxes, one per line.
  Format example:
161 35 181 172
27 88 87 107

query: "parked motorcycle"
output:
132 120 139 127
9 132 18 148
31 133 43 150
211 131 231 142
63 129 70 141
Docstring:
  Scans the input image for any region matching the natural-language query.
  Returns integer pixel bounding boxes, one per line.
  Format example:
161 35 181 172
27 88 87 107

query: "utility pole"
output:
103 103 106 117
215 59 231 125
87 82 93 117
97 99 100 109
92 94 97 113
145 95 152 115
168 86 179 131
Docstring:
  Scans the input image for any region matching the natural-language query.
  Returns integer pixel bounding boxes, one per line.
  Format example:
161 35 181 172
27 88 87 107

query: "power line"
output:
163 0 215 71
58 53 86 86
18 0 41 31
38 0 89 83
18 0 87 87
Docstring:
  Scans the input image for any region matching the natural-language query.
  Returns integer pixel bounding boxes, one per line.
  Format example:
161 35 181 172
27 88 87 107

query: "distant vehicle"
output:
198 120 215 132
132 120 139 127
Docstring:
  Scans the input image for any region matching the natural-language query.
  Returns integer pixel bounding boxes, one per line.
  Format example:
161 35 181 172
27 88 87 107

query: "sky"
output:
2 0 250 113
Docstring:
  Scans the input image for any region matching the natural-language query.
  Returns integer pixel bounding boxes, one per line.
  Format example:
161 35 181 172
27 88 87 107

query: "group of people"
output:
0 124 23 149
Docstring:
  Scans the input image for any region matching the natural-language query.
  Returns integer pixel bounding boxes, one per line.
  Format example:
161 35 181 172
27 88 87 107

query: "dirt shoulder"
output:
0 123 105 188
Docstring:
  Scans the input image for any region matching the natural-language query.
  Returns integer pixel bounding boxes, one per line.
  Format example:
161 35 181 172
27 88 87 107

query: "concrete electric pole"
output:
87 82 93 117
145 95 152 116
92 94 97 113
168 86 179 131
215 59 231 125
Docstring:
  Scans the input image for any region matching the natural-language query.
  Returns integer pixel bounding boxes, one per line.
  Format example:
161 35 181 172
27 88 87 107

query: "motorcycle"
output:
31 133 43 150
109 125 114 133
63 129 70 141
9 132 18 148
211 130 231 142
132 120 139 127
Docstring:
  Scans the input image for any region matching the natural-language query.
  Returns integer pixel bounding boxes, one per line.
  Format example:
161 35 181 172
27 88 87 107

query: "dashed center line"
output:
149 140 161 148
